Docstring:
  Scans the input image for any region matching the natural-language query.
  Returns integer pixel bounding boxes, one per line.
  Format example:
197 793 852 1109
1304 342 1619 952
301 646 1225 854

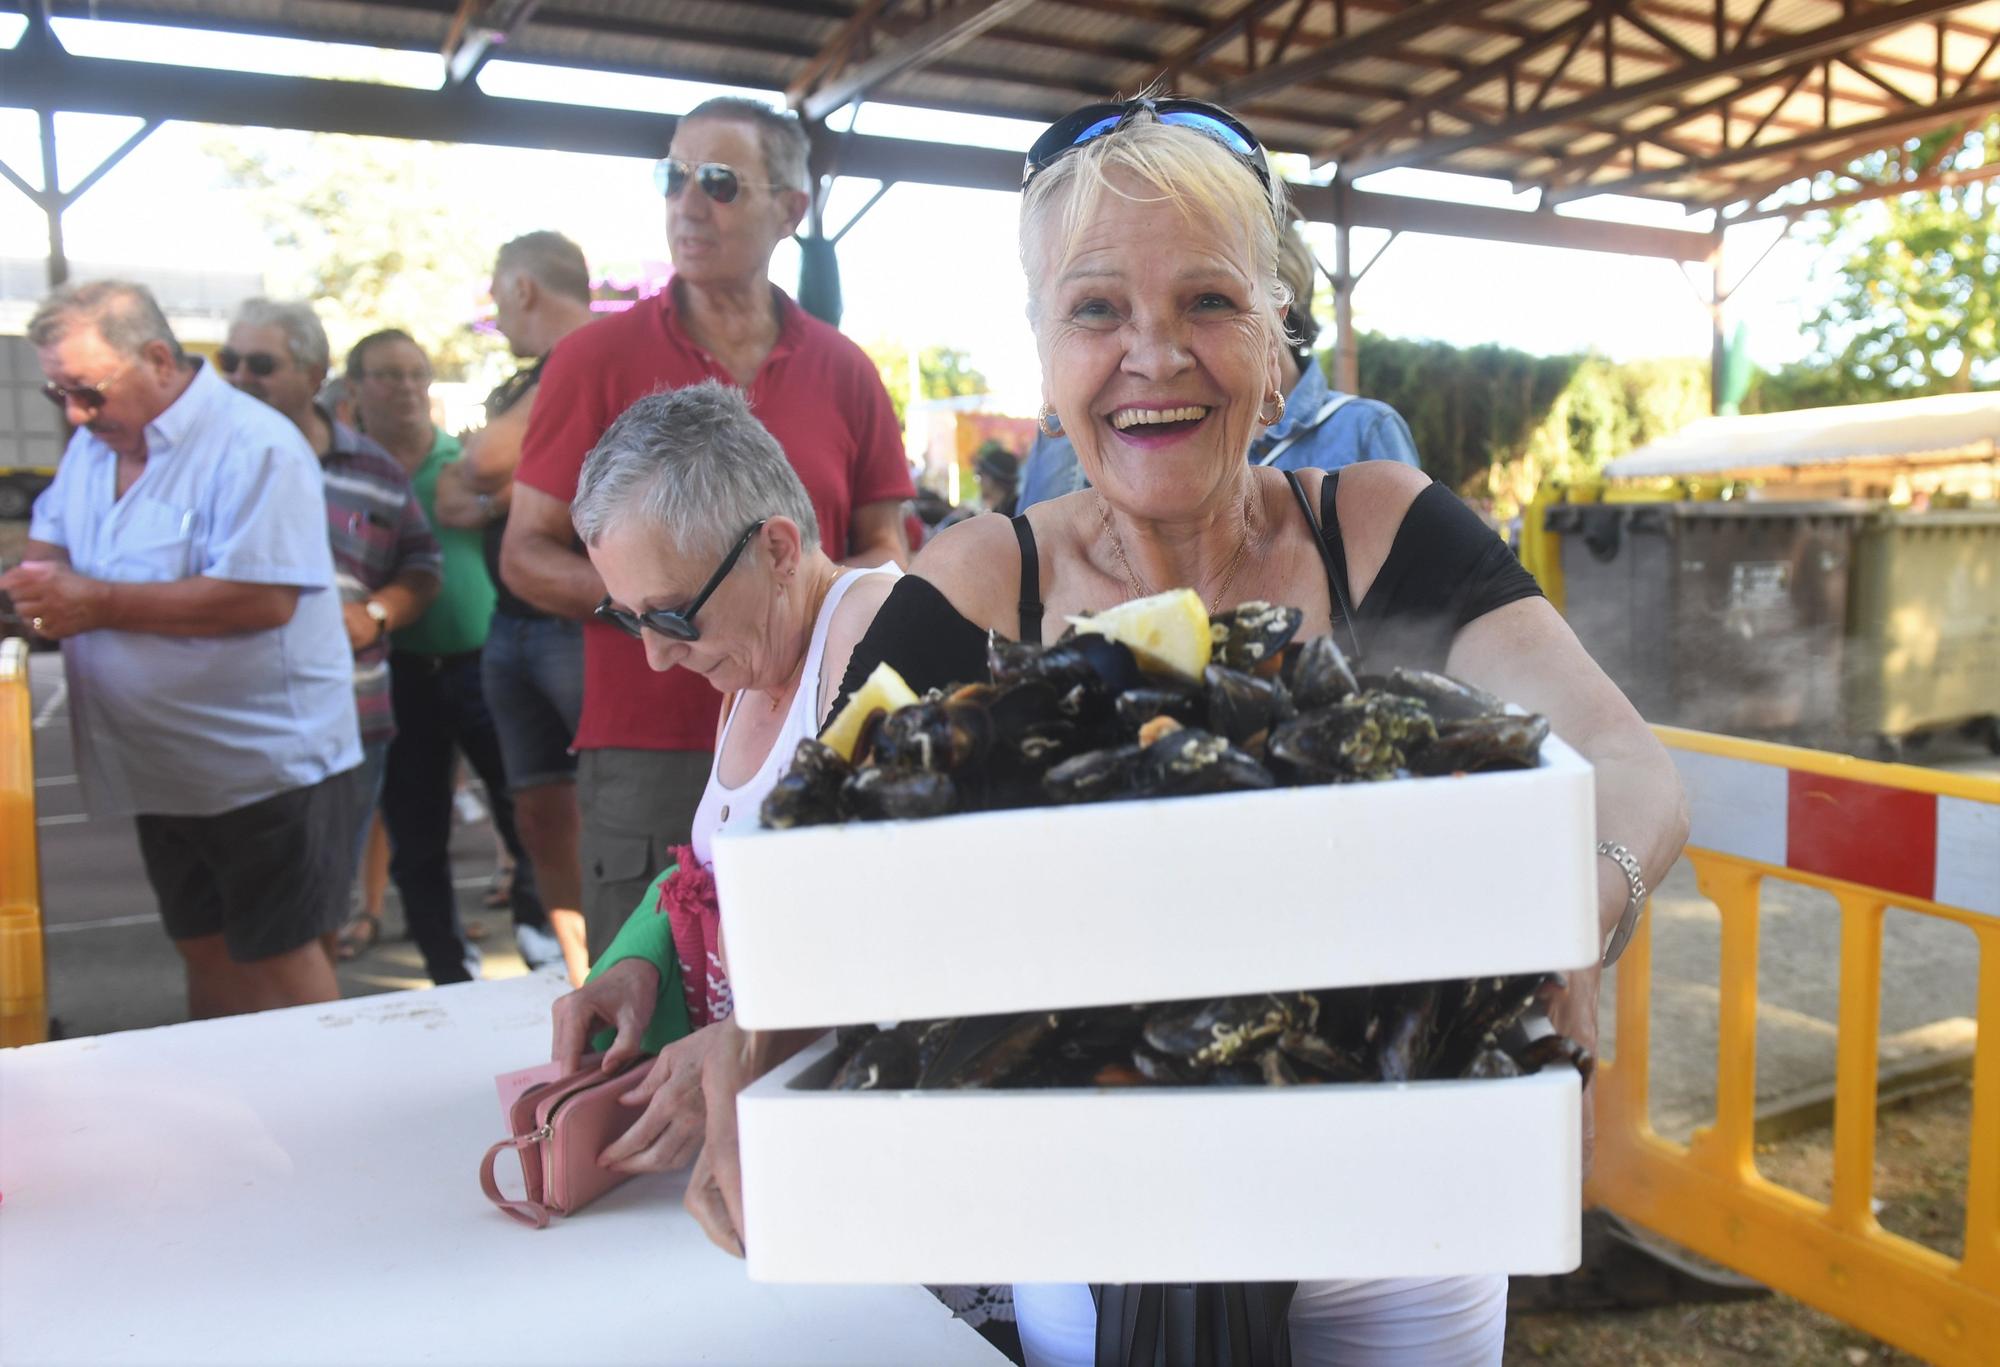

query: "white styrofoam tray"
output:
737 1034 1582 1284
714 736 1597 1029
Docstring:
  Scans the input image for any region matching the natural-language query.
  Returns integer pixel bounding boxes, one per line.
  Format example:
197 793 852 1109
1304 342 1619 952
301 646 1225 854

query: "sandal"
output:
483 867 513 910
336 913 382 962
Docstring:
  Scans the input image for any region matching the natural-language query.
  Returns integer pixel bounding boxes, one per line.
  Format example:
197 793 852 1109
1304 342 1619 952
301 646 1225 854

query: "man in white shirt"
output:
2 281 363 1019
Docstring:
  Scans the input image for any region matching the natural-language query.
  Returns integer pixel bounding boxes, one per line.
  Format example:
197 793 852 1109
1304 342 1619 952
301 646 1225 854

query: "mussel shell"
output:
870 699 992 774
840 765 957 821
1041 743 1146 805
1139 727 1275 796
1202 664 1294 747
1288 634 1361 710
1114 684 1204 737
917 1011 1060 1089
1142 992 1297 1068
1210 601 1305 673
1410 713 1550 775
760 739 851 828
830 1027 920 1090
987 630 1140 720
1375 667 1507 724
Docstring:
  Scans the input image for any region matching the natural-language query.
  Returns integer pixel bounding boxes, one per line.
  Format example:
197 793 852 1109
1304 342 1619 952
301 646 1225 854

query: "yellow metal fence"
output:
1590 725 2000 1365
0 636 46 1046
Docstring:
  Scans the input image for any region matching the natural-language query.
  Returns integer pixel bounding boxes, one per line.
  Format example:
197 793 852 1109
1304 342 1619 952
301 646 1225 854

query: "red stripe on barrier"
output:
1786 773 1937 901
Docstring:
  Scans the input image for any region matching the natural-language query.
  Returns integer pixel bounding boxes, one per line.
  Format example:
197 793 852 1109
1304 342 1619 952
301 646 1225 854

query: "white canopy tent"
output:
1607 391 2000 478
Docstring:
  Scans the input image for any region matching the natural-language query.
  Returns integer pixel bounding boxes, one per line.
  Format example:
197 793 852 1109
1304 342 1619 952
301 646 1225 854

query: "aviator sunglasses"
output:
653 157 782 204
40 360 133 415
217 347 282 378
1023 96 1271 193
594 519 768 643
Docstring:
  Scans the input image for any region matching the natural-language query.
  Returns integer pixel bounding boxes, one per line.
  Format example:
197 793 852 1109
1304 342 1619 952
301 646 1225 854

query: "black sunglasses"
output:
1023 97 1271 193
653 158 779 205
41 360 132 415
217 347 281 378
594 519 767 643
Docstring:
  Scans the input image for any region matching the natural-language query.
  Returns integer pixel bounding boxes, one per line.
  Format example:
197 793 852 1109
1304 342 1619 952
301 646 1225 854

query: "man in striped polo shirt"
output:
222 299 442 954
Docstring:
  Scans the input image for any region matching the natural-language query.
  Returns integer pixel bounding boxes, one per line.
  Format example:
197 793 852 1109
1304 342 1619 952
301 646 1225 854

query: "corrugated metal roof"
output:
33 0 2000 205
1608 392 2000 476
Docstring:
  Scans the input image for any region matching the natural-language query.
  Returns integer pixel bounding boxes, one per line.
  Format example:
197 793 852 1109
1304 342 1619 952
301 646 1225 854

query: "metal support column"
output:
1707 226 1727 416
0 10 163 289
1330 176 1359 395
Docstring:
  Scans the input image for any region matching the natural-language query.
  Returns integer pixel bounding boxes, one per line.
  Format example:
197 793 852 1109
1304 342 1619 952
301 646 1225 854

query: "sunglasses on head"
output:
217 347 281 378
40 360 133 416
653 158 778 205
1023 96 1271 193
594 519 767 644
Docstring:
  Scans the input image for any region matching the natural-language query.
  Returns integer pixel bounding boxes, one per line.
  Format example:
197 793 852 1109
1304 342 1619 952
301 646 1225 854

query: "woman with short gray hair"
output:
548 378 899 1170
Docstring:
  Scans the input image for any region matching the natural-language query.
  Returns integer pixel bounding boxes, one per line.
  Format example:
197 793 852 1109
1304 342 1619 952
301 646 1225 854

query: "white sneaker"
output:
515 923 562 973
452 788 487 825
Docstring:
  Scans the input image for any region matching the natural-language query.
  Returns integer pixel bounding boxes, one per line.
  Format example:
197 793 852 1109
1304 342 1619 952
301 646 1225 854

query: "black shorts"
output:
135 766 363 963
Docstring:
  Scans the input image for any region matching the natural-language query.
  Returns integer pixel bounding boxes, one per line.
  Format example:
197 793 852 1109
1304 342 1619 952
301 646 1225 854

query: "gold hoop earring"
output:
1038 403 1064 438
1258 390 1287 427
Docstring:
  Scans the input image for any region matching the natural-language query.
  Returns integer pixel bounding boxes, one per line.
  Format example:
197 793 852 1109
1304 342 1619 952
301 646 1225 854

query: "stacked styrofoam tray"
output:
722 735 1595 1283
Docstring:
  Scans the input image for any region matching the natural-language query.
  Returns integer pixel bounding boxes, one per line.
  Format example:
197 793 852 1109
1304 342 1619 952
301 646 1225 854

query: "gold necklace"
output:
1095 492 1256 615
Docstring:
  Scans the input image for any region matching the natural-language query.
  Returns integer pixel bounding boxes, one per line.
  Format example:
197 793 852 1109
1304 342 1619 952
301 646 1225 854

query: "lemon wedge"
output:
820 661 920 761
1067 588 1212 681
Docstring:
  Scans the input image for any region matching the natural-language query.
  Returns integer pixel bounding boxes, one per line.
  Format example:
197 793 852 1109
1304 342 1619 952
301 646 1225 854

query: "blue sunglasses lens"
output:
1157 111 1256 158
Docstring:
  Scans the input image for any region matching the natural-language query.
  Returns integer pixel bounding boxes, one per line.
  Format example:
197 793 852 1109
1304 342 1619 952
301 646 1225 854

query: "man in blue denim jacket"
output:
1018 224 1420 512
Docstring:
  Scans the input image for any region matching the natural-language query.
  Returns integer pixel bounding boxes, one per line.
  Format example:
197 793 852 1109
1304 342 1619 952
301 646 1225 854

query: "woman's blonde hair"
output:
1019 106 1293 342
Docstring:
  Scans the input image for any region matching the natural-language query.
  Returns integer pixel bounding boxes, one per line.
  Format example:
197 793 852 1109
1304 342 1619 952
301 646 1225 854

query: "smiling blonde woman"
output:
685 96 1690 1367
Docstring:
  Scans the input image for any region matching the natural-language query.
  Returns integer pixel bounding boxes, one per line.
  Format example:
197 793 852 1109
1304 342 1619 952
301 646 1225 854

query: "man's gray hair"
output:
27 280 186 362
573 380 819 558
232 297 331 374
495 231 591 304
682 96 811 193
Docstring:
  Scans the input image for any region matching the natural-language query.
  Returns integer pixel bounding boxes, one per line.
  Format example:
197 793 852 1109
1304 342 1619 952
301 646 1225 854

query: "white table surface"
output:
0 973 1005 1366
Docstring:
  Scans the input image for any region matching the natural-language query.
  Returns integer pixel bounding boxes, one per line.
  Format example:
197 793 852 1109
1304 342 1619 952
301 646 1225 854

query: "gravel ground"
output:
1505 1083 1973 1365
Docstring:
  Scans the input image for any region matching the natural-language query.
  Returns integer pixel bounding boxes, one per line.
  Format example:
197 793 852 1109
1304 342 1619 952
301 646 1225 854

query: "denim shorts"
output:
480 611 584 793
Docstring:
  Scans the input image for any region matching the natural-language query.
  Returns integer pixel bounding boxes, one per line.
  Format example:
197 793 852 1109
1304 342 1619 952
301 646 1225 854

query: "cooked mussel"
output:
1210 601 1304 673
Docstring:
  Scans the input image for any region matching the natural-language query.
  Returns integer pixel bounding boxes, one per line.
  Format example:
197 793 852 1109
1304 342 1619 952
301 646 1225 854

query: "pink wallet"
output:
480 1055 648 1229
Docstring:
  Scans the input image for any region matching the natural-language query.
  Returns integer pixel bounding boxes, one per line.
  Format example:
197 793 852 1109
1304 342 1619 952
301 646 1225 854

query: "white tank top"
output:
690 565 900 867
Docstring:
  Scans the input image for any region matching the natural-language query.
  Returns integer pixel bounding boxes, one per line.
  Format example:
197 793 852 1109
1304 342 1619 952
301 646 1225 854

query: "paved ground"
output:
22 647 532 1040
13 627 1997 1126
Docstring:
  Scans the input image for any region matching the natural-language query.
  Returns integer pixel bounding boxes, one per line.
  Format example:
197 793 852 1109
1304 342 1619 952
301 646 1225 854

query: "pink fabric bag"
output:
479 1054 647 1229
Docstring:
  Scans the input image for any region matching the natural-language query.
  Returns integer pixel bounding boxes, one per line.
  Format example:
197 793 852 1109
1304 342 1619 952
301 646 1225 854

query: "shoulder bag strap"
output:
1255 393 1360 467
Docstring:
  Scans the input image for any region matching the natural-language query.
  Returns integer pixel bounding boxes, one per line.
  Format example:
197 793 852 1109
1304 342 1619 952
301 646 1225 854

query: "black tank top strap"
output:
1011 513 1045 645
1283 469 1364 664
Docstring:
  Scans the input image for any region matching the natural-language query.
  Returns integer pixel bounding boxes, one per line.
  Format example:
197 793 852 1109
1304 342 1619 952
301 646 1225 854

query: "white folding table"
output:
0 973 1004 1366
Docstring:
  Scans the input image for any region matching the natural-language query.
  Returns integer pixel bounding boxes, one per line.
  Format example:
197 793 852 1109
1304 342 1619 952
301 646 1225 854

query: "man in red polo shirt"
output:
506 97 912 955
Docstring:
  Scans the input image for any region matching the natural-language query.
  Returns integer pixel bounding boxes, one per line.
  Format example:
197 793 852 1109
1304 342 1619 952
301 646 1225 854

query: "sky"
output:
0 16 1833 415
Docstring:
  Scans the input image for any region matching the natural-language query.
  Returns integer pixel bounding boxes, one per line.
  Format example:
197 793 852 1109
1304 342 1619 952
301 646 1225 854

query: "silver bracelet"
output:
1597 840 1647 967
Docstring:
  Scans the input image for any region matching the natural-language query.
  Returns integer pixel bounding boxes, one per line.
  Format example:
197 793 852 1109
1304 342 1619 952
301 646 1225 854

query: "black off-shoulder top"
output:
834 470 1543 706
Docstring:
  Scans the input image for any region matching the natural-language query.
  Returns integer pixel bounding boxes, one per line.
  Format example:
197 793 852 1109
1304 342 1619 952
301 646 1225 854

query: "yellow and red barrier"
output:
1590 725 2000 1365
0 636 45 1046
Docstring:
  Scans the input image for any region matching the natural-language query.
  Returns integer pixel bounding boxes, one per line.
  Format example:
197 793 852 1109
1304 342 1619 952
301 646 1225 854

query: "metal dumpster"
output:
1545 500 1874 741
1845 509 2000 747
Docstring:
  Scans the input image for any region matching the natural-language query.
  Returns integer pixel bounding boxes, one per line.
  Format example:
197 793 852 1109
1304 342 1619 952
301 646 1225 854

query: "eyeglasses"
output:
1023 97 1271 194
361 367 431 387
40 361 133 416
594 519 767 643
653 158 780 205
217 348 281 378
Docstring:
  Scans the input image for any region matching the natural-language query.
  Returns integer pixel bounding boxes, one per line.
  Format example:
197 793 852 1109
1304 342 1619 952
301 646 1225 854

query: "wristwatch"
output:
1597 840 1648 967
364 598 391 643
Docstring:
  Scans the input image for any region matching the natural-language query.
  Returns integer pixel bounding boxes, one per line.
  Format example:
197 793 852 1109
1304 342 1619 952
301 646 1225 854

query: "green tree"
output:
201 130 509 383
1751 117 1999 409
861 341 990 425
